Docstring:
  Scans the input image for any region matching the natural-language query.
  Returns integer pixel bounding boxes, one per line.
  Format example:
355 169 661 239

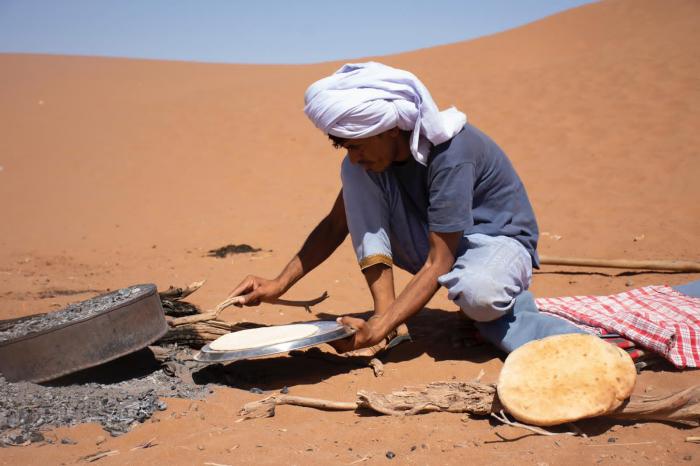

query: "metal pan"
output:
195 320 355 363
0 284 167 383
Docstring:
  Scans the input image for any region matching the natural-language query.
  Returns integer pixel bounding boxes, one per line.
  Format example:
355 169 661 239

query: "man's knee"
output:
440 270 519 322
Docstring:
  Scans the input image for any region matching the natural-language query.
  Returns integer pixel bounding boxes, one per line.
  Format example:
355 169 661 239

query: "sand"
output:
0 0 698 463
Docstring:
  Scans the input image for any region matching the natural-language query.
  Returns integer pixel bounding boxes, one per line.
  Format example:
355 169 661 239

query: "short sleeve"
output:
427 162 475 233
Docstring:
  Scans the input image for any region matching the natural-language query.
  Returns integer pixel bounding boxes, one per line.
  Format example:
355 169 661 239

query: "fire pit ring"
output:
0 284 167 383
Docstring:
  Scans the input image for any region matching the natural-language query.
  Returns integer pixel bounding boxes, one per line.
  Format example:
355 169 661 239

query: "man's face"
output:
341 129 406 173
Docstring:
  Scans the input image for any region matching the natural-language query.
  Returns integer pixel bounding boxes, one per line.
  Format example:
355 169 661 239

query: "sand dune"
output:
1 0 698 463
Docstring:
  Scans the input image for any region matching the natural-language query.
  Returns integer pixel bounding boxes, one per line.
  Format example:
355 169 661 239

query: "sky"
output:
0 0 597 64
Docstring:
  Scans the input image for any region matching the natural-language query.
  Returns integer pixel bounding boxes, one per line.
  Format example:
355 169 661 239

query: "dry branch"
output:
239 394 358 420
158 280 206 300
369 358 384 377
157 319 265 347
80 450 119 462
130 438 158 451
491 410 576 437
239 381 700 427
157 282 328 348
156 281 274 347
169 312 220 326
606 385 700 423
239 381 496 420
216 291 330 314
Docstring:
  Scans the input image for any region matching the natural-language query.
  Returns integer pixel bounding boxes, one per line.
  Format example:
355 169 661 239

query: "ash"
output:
0 353 212 447
0 286 148 343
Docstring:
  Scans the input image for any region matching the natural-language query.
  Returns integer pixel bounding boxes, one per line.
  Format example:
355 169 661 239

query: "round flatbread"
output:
209 324 319 351
497 333 637 426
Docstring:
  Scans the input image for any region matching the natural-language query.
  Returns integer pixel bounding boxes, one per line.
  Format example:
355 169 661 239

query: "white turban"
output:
304 62 467 166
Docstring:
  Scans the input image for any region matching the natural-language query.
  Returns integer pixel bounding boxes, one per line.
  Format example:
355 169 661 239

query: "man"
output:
229 62 583 356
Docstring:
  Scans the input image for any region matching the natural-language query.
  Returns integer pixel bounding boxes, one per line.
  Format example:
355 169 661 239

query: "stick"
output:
239 382 700 425
490 410 576 437
566 422 588 438
585 441 656 447
272 291 330 312
279 395 357 410
606 385 700 423
215 291 330 314
158 280 206 300
238 394 357 420
369 358 384 377
130 438 157 451
539 255 700 272
348 456 371 464
169 312 219 326
80 450 119 462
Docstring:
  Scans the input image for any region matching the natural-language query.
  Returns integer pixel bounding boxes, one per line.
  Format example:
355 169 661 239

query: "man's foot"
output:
344 323 412 358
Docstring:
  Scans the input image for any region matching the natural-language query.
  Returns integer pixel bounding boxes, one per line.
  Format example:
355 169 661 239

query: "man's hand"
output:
330 230 461 354
228 275 285 306
329 316 385 353
226 190 348 308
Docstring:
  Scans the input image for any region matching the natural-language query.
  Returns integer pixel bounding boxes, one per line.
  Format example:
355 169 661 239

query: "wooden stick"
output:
606 385 700 422
585 441 656 447
80 450 119 462
491 410 576 437
216 291 330 314
277 395 358 411
169 312 219 326
239 382 700 425
239 395 357 419
539 255 700 272
158 280 206 300
369 358 384 377
130 438 158 451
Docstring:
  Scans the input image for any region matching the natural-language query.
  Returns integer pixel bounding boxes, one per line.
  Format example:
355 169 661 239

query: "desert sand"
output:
1 0 699 463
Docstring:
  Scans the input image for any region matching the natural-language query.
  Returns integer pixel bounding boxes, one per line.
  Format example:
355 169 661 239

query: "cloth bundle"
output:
536 285 700 368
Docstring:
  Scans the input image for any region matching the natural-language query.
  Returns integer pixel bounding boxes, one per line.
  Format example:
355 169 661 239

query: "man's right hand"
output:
228 275 285 306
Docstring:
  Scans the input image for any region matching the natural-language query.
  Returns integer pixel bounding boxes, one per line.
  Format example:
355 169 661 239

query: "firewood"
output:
239 382 700 427
158 280 206 300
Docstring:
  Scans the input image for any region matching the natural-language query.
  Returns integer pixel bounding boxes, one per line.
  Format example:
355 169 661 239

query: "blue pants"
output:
340 156 585 353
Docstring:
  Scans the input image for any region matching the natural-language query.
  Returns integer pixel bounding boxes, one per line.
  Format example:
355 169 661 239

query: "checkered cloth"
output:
535 285 700 368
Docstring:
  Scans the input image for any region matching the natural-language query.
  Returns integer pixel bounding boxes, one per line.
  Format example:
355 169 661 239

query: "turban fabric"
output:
304 62 467 165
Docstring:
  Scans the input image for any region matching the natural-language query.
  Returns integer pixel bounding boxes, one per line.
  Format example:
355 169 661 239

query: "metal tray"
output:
0 284 167 383
195 320 355 363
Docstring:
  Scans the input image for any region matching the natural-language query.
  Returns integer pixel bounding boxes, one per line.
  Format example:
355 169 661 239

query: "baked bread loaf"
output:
497 333 637 426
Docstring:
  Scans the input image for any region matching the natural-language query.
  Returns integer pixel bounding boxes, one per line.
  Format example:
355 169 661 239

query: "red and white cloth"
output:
535 285 700 368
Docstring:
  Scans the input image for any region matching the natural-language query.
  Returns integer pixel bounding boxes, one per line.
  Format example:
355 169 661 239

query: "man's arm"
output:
229 190 348 305
333 229 462 352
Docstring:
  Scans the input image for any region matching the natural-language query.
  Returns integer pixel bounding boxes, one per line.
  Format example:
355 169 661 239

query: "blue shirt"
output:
389 123 540 267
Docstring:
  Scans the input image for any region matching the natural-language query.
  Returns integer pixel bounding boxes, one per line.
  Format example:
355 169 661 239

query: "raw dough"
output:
497 333 637 426
209 324 319 351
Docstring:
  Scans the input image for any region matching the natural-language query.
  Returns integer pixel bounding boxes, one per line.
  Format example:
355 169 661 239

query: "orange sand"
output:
1 0 698 464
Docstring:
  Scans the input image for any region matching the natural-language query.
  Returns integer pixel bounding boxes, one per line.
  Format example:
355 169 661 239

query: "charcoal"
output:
0 286 148 343
0 368 210 447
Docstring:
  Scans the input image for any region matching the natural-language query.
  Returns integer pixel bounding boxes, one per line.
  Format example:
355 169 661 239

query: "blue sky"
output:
0 0 596 64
